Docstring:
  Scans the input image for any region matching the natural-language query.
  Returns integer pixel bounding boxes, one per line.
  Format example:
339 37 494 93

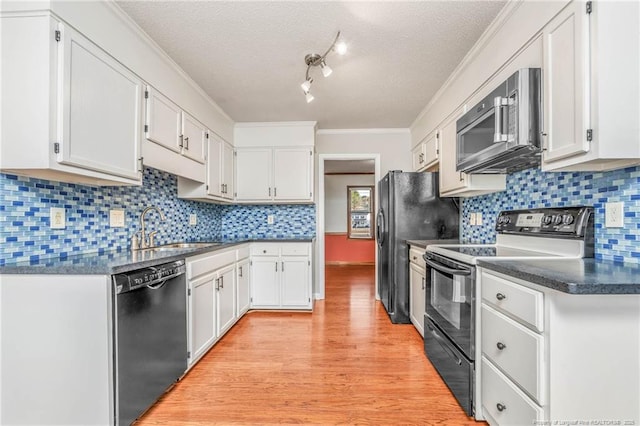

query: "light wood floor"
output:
137 265 478 425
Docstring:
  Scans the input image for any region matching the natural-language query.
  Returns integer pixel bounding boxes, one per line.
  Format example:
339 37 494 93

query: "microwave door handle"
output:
424 257 472 276
493 96 505 143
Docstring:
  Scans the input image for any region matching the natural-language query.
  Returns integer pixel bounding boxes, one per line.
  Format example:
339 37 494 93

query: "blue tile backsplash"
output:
0 168 316 265
461 166 640 264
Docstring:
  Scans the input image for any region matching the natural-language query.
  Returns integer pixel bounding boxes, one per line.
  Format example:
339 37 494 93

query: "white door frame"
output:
315 153 381 300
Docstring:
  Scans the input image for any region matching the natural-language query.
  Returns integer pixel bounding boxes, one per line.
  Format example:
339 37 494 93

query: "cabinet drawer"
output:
409 247 425 266
187 249 236 279
481 270 544 332
481 304 545 404
280 243 310 256
236 245 250 260
250 243 279 256
481 356 544 426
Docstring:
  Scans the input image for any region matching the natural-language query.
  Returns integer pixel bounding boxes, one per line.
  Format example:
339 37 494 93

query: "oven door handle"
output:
424 257 472 276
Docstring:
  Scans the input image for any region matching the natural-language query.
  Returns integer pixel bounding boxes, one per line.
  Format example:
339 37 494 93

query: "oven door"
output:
423 252 475 359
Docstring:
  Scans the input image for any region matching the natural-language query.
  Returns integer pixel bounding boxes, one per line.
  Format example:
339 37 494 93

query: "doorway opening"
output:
316 154 381 300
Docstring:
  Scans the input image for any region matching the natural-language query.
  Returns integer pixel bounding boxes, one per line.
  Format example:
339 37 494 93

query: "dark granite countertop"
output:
478 258 640 295
0 238 315 275
406 239 460 249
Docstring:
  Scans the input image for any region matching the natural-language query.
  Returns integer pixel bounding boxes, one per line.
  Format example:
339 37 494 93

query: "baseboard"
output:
325 261 375 266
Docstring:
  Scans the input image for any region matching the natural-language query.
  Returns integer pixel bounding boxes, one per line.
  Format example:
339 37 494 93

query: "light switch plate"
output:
189 214 197 226
267 215 275 225
605 202 624 228
469 213 476 226
476 212 483 226
50 207 65 229
109 209 125 228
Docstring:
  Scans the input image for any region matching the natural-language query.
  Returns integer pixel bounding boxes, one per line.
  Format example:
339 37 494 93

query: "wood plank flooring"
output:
137 265 478 425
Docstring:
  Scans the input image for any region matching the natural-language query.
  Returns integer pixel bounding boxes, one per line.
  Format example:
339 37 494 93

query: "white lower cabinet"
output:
408 246 426 337
186 247 241 367
478 268 640 425
236 257 251 316
250 242 313 310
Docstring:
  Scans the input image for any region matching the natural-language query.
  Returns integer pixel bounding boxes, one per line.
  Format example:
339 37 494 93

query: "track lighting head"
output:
301 31 346 103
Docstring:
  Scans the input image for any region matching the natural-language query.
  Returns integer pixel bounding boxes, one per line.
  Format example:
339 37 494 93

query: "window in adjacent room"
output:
347 186 374 239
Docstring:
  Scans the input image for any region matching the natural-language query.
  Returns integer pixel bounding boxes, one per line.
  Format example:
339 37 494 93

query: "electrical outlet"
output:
476 212 483 226
469 213 477 226
109 209 125 227
267 215 275 225
189 213 197 226
605 202 624 228
50 207 65 229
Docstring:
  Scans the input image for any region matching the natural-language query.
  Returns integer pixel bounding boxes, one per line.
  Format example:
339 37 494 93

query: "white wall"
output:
324 174 375 233
315 129 411 178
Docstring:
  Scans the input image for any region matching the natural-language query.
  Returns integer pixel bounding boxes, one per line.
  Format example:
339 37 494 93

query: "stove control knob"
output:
542 215 553 225
562 214 574 225
503 216 511 224
552 215 563 225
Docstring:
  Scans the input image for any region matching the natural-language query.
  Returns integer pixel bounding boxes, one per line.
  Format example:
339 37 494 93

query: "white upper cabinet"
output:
0 14 142 185
412 130 439 172
145 87 182 153
273 148 313 201
145 86 206 165
235 149 272 201
181 111 206 164
234 122 316 204
177 132 234 203
542 0 640 171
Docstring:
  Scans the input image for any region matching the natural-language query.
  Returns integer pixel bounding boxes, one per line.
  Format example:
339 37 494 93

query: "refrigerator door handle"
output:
376 210 385 246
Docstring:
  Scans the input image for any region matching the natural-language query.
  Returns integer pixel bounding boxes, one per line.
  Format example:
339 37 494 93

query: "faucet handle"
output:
131 231 142 251
148 231 158 248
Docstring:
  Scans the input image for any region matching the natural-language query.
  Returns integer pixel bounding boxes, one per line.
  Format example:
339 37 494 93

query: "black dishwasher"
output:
112 260 187 426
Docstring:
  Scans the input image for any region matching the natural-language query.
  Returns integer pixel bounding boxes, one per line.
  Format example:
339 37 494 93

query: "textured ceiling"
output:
117 1 506 129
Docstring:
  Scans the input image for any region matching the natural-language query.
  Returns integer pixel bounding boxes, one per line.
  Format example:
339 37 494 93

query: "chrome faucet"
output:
132 206 166 250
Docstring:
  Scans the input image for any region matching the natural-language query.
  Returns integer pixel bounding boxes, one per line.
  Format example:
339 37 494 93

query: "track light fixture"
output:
300 31 346 103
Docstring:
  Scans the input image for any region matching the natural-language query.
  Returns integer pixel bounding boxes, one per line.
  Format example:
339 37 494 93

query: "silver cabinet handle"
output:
421 277 425 290
219 276 223 289
496 403 507 412
275 262 278 272
184 136 189 150
496 342 506 350
274 187 277 197
179 134 184 148
215 278 219 291
281 261 284 271
239 266 243 278
496 293 506 300
268 187 271 197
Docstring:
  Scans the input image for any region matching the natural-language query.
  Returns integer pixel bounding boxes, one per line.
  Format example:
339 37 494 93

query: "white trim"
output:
316 153 381 301
103 1 233 122
235 121 318 128
410 0 522 129
317 128 410 135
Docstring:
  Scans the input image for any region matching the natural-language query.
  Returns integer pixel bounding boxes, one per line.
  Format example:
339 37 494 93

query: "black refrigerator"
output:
376 171 459 323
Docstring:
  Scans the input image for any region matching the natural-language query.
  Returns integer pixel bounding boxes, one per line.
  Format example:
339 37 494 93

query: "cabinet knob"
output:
496 403 507 412
496 342 506 350
496 292 506 301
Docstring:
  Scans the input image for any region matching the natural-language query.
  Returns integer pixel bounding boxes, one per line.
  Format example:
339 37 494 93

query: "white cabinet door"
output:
424 130 440 169
59 24 142 180
250 257 280 307
542 1 590 163
273 148 312 201
181 112 206 164
222 142 234 200
439 113 468 194
411 142 426 172
236 258 250 316
216 265 236 337
409 263 426 337
235 149 272 201
189 273 216 363
145 86 181 153
206 133 223 197
281 257 310 308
